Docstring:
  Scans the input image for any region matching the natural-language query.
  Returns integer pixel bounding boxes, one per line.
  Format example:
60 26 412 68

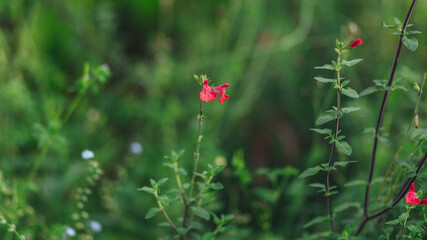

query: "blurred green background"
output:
0 0 426 239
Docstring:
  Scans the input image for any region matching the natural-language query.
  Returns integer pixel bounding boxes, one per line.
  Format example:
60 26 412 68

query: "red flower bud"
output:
350 38 363 48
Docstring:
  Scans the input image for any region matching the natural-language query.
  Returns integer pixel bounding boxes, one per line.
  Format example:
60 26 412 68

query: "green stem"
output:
155 191 178 233
189 101 204 200
397 207 411 240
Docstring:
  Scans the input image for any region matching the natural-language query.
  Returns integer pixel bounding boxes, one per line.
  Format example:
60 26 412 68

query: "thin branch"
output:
354 153 426 235
362 0 418 219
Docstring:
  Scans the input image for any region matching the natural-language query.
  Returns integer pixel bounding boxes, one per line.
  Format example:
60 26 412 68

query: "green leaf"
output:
308 183 325 189
158 195 169 206
157 178 169 188
341 59 363 67
399 212 409 222
341 87 359 98
176 227 188 235
314 77 335 83
406 30 422 35
214 163 227 175
394 17 401 25
335 141 352 156
402 36 418 52
208 182 224 191
303 216 328 228
385 219 399 225
299 166 323 179
192 206 210 221
407 225 424 233
359 86 378 97
202 233 215 240
334 161 356 167
344 180 367 187
334 202 360 213
138 186 155 194
315 64 335 70
310 128 332 135
315 114 336 125
145 208 161 219
341 107 360 114
150 178 157 187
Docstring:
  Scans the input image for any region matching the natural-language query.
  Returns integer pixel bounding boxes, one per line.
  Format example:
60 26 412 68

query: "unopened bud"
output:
414 82 420 92
415 113 419 129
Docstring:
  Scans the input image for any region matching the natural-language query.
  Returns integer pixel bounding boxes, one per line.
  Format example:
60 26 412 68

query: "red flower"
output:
405 183 421 205
421 199 427 205
350 38 363 48
213 83 230 103
200 79 217 102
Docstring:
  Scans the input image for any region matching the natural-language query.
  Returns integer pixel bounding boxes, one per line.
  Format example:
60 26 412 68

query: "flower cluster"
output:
405 183 427 205
200 79 230 103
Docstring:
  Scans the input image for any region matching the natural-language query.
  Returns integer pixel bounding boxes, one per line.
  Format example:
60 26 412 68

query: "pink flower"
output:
405 183 421 205
350 38 363 48
213 83 230 103
200 79 217 102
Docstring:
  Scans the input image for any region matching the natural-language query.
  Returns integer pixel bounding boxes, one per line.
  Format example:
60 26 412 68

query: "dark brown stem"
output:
354 153 426 235
362 0 418 219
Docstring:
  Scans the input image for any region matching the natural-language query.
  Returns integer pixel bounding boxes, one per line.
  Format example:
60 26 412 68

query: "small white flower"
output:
129 142 143 154
81 150 94 160
65 227 76 237
88 220 102 233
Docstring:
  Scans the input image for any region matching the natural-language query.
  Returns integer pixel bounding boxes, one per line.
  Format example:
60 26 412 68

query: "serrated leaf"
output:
308 183 325 189
407 225 424 233
359 86 378 96
192 206 210 221
310 128 332 135
334 202 360 213
315 64 335 70
145 208 161 219
303 216 328 228
406 30 422 35
341 59 363 67
334 161 356 167
176 227 188 235
335 141 352 156
158 195 169 206
344 180 367 187
157 178 169 188
214 164 227 175
399 212 409 222
315 114 336 125
341 87 359 98
314 77 335 83
341 107 360 113
138 186 155 194
402 36 418 52
385 219 399 225
208 182 224 190
299 166 322 179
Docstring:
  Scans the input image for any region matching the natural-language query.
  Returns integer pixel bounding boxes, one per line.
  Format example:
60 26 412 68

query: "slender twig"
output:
189 101 204 199
325 51 343 232
375 74 426 201
362 0 418 219
354 153 426 235
397 207 411 240
155 191 178 233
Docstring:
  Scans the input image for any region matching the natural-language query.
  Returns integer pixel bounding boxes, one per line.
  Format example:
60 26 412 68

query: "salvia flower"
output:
200 79 217 102
421 199 427 205
350 38 363 48
213 83 231 103
405 183 420 205
200 79 230 103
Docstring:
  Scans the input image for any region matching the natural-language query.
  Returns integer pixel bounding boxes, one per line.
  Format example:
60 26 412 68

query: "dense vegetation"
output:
0 0 426 239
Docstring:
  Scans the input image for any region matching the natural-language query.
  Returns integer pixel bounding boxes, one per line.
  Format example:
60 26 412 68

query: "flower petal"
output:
200 79 218 102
